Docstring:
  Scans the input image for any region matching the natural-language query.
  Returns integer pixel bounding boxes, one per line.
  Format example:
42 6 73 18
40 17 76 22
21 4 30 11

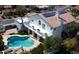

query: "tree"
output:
0 35 3 46
71 9 79 17
0 35 4 51
48 5 55 11
15 6 27 16
64 38 78 50
43 36 62 53
63 22 79 38
31 7 41 13
17 6 27 34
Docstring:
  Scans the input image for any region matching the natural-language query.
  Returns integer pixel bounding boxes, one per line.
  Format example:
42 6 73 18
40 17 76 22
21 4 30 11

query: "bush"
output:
31 43 45 54
44 36 62 50
31 7 41 13
0 35 4 51
0 35 3 41
64 38 78 49
9 33 16 35
13 15 17 18
63 22 79 38
18 32 25 35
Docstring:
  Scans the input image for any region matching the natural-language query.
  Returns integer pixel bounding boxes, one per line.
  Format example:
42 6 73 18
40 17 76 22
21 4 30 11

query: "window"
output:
54 28 56 30
38 20 41 25
42 24 45 29
32 20 33 22
0 27 3 30
50 27 52 30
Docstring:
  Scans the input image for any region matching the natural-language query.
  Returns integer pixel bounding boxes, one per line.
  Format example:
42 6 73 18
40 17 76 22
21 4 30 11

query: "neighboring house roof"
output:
4 5 12 8
36 5 49 9
0 19 15 25
27 13 37 17
38 12 76 28
60 12 76 24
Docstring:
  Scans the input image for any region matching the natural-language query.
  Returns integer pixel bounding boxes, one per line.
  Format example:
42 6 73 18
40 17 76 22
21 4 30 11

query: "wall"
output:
14 21 22 31
29 15 53 36
53 26 62 38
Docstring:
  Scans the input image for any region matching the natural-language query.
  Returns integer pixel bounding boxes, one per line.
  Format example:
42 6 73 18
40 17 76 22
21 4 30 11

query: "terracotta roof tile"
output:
39 12 76 28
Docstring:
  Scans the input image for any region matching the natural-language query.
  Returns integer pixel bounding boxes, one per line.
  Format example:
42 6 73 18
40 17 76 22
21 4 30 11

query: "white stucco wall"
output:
14 17 29 31
14 15 64 38
14 21 22 31
29 15 53 36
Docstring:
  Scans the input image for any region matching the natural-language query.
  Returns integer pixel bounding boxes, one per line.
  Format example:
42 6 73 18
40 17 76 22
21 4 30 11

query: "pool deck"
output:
2 34 40 52
3 28 18 35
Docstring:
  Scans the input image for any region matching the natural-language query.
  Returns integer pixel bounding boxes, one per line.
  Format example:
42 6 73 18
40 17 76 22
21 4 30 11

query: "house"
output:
15 10 76 40
0 10 76 40
28 11 76 38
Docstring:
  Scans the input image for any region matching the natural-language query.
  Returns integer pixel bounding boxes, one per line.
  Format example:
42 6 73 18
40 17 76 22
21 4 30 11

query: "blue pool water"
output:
7 36 34 48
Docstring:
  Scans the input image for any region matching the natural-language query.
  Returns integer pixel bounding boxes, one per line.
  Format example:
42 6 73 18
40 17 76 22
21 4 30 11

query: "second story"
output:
28 14 54 37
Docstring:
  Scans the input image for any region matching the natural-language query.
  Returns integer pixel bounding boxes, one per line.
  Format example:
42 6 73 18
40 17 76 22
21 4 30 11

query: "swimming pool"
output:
7 36 34 48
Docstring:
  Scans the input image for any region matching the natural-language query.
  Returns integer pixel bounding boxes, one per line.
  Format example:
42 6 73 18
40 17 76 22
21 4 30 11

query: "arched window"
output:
38 20 41 25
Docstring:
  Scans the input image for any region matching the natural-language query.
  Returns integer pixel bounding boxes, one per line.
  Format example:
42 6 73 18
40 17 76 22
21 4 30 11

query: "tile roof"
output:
60 12 76 24
39 12 76 28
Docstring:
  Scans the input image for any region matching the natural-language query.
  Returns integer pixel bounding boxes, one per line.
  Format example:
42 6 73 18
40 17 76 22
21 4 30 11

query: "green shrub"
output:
13 15 17 18
0 35 4 47
0 35 3 41
9 33 16 35
18 32 25 35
